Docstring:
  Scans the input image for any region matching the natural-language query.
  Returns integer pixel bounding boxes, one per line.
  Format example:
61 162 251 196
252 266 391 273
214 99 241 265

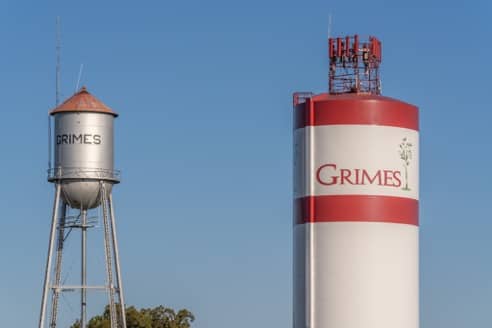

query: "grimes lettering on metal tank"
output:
56 134 102 145
316 163 402 188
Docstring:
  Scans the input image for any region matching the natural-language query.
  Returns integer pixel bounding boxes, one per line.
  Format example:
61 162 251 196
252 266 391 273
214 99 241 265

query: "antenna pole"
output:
49 17 62 172
328 13 332 39
75 64 84 92
56 16 61 106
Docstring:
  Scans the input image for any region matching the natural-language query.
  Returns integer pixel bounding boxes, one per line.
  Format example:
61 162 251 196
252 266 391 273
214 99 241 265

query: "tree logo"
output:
398 137 412 191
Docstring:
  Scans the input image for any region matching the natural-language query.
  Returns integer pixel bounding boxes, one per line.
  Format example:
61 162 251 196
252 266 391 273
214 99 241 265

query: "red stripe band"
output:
294 94 419 130
294 195 418 226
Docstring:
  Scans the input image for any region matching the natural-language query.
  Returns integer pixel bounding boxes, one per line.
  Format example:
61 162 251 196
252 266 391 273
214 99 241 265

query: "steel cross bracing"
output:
39 182 127 328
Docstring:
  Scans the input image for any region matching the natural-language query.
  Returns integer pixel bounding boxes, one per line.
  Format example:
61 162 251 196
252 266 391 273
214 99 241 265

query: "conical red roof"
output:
50 86 118 116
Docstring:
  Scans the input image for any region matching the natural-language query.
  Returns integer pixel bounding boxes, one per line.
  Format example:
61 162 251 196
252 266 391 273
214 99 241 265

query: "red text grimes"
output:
316 163 402 188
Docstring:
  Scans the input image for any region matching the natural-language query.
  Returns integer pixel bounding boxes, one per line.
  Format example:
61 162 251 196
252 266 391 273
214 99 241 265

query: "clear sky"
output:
1 0 491 327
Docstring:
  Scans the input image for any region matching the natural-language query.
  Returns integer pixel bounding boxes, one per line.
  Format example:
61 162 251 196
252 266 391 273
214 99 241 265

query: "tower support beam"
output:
81 209 88 328
49 202 68 327
101 182 118 328
39 184 62 328
109 193 128 327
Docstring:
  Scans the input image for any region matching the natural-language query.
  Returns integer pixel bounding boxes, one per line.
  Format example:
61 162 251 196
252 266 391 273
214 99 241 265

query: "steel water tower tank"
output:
39 87 127 328
293 35 419 328
48 86 119 209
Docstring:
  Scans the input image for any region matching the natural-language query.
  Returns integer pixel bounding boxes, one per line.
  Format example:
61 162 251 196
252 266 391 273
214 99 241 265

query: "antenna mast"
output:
56 16 61 106
327 13 332 39
75 64 84 92
49 17 62 171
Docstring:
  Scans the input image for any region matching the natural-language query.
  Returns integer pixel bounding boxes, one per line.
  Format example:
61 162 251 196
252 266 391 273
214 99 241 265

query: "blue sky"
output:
1 0 491 327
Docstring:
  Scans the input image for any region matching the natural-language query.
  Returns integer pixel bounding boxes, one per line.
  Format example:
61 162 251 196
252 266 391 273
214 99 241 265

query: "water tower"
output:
293 36 419 328
39 87 127 328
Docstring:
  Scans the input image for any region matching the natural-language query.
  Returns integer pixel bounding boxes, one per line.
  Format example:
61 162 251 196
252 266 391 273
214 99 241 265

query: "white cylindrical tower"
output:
293 35 419 328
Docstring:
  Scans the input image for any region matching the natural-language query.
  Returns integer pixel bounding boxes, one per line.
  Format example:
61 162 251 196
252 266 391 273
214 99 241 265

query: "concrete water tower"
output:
39 87 127 328
293 36 419 328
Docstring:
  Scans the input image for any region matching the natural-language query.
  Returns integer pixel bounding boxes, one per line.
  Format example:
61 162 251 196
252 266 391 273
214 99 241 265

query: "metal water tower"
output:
39 87 127 328
293 36 419 328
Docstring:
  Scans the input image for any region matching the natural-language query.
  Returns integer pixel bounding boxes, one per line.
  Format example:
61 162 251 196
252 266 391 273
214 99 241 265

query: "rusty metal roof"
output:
50 86 118 116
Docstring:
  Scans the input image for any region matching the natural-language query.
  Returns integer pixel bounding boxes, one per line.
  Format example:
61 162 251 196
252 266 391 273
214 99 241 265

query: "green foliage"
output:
70 305 194 328
70 320 80 328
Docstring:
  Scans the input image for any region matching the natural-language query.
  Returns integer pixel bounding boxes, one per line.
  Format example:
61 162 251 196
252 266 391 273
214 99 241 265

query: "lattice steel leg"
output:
39 184 62 328
100 182 118 327
49 202 68 328
109 193 127 328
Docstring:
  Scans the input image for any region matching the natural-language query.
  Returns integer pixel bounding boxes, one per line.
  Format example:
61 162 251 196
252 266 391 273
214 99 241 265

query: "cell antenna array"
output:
328 35 382 94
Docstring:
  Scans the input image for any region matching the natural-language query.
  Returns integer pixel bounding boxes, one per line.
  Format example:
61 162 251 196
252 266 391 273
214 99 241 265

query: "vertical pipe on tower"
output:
306 98 315 328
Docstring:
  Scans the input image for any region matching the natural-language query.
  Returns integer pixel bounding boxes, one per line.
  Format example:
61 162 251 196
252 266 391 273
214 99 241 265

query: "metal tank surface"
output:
40 86 127 328
293 36 419 328
48 86 119 209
